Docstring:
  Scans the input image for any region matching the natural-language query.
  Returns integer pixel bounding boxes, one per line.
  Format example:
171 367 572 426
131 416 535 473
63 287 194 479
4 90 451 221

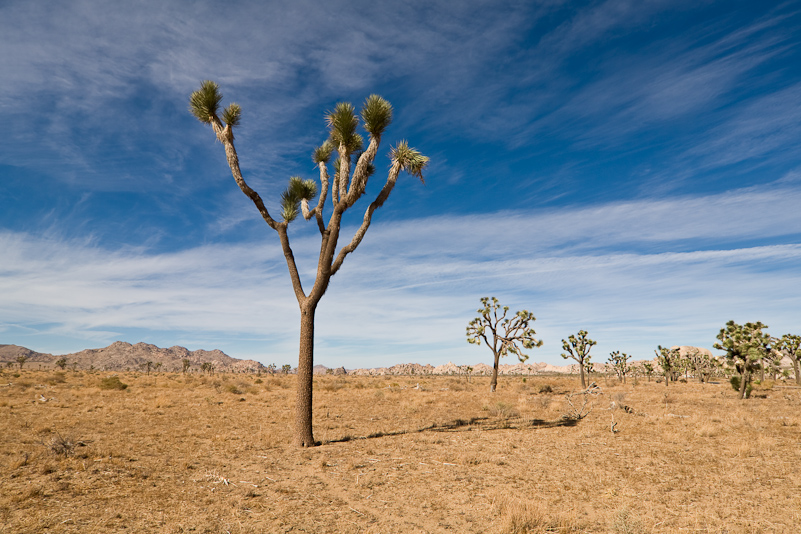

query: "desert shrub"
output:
225 384 243 395
539 384 553 394
46 372 66 385
485 401 519 418
99 376 128 390
319 381 343 392
254 378 263 384
730 376 753 398
45 431 78 458
612 507 646 534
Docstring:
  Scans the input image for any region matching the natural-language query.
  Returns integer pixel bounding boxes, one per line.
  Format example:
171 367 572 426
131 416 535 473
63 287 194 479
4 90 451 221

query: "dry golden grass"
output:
1 369 800 533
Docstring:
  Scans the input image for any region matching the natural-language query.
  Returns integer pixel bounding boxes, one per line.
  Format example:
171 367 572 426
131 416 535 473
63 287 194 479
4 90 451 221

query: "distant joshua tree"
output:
607 351 631 383
16 355 27 370
561 330 596 388
714 320 771 399
182 359 191 374
282 364 292 375
775 334 801 386
55 358 68 370
655 346 680 387
466 297 542 392
641 362 655 382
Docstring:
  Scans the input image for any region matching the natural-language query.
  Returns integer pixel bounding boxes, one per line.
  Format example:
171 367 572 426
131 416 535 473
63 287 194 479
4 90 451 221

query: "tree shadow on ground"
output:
325 415 579 444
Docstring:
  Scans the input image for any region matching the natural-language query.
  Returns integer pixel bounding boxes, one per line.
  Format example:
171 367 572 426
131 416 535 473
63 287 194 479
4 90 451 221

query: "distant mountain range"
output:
0 342 265 373
1 341 593 375
4 342 737 377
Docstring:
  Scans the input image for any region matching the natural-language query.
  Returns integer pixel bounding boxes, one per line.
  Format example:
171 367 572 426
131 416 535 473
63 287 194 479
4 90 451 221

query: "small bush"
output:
46 372 67 385
99 376 128 390
485 401 519 419
46 431 78 458
538 384 553 394
225 384 243 395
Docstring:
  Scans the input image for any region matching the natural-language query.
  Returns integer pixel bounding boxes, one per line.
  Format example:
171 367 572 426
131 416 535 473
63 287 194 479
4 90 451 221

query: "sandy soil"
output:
1 370 800 533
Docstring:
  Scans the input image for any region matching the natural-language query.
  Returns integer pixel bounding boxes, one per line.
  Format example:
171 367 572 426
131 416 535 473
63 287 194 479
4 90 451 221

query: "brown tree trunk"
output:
795 359 800 386
739 370 750 400
490 352 499 392
294 305 316 447
579 360 586 388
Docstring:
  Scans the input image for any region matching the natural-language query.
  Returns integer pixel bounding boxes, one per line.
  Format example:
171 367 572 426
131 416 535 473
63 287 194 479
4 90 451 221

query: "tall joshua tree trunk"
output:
295 305 316 447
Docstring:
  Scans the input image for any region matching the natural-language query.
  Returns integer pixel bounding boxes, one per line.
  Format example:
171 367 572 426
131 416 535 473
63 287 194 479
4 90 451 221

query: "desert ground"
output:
1 369 799 533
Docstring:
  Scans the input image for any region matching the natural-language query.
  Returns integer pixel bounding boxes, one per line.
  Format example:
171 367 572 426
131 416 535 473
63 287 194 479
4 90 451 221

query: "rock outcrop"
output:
0 341 265 373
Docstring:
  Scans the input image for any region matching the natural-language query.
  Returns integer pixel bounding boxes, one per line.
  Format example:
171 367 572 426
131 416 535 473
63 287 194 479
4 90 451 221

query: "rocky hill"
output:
0 342 265 373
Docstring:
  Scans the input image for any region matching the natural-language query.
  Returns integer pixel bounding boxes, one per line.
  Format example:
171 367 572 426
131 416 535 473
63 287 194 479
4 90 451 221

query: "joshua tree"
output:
775 334 801 386
190 81 427 447
200 362 214 375
182 359 191 374
466 297 543 392
282 364 292 375
267 363 277 375
654 346 680 387
55 358 68 370
641 362 655 382
607 351 631 383
713 320 771 399
561 330 596 388
16 355 27 370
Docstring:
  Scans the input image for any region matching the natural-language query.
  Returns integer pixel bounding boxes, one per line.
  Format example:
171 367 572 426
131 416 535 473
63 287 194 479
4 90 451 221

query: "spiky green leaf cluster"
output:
312 140 334 164
361 95 393 137
280 176 318 222
327 103 363 153
391 140 429 183
189 80 223 123
222 103 241 127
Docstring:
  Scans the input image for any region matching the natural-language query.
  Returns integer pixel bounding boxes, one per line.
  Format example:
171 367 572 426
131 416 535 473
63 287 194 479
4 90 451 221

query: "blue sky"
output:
2 0 800 368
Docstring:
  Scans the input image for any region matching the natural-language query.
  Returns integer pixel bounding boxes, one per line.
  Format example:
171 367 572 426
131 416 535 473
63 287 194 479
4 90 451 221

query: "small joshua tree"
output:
55 358 68 370
16 355 27 370
466 297 542 392
561 330 596 388
775 334 801 386
641 362 655 382
654 346 680 387
713 320 771 399
182 359 191 374
607 351 631 383
282 364 292 375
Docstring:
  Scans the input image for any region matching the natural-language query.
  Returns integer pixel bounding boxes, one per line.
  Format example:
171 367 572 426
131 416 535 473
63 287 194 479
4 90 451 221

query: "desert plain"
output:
1 369 800 533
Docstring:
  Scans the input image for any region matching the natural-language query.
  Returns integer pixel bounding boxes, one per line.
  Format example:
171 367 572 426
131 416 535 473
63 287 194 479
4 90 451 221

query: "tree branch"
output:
210 118 280 231
275 225 306 303
329 162 402 276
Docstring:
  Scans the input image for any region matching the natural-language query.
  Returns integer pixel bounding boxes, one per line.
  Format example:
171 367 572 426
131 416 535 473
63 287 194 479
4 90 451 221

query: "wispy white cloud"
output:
2 182 798 366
